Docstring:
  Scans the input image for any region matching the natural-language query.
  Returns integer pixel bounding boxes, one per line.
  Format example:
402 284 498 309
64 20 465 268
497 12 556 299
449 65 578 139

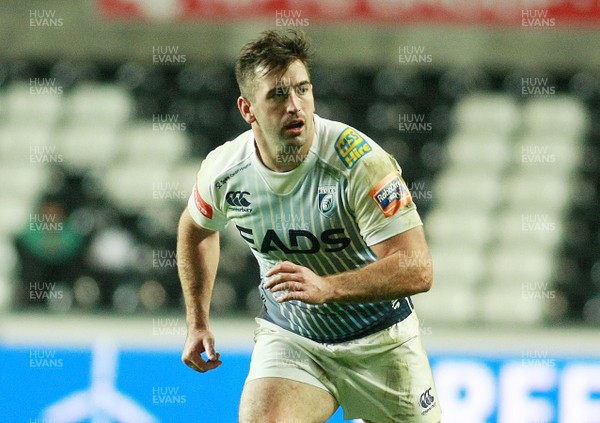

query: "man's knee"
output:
239 384 287 423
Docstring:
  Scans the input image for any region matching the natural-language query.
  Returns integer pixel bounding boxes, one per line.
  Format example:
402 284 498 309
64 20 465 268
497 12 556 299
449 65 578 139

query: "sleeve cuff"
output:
187 194 227 232
363 207 423 246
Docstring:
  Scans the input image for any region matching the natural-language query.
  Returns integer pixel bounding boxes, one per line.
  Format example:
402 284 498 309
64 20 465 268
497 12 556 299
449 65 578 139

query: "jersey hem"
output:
259 300 414 344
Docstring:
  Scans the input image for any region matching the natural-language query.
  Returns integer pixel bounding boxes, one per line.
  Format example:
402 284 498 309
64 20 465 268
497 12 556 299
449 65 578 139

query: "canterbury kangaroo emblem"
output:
226 191 251 207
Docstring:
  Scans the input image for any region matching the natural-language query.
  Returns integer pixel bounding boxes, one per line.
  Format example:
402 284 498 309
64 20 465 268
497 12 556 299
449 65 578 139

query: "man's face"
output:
246 60 315 152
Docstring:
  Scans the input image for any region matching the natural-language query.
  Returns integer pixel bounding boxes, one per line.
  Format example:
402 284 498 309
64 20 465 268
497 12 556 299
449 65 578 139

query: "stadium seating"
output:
415 89 592 325
0 61 597 327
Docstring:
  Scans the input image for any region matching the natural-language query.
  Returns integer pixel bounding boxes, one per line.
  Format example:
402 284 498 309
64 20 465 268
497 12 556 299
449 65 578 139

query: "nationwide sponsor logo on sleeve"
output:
335 128 372 169
193 184 213 219
369 172 412 218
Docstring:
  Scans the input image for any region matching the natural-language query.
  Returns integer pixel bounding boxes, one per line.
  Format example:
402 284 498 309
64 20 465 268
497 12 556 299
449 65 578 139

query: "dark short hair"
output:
235 29 313 99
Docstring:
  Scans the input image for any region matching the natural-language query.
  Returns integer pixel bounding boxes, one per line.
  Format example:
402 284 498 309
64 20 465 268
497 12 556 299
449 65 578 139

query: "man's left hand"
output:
263 261 331 304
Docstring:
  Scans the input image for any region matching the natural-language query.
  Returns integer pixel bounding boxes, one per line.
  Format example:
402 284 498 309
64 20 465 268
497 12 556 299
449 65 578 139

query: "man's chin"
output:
281 132 306 145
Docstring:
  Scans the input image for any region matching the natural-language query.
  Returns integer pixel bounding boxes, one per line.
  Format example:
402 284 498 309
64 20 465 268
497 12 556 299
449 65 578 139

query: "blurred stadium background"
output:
1 1 600 422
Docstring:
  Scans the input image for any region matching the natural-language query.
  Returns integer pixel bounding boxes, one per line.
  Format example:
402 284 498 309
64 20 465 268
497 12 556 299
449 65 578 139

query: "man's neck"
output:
254 131 314 172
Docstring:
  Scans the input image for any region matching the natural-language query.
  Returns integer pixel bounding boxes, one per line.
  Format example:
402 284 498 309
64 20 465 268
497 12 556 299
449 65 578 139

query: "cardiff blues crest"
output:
318 185 337 217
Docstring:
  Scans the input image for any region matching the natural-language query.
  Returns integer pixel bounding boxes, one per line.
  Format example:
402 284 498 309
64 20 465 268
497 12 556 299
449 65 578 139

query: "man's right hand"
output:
181 328 222 373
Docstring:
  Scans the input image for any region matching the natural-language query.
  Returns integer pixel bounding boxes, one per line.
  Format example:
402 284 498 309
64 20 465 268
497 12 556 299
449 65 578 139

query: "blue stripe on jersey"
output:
259 298 413 343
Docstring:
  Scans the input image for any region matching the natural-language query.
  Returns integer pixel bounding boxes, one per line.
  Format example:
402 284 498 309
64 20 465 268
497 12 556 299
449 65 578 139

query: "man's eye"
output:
297 85 309 95
273 87 288 99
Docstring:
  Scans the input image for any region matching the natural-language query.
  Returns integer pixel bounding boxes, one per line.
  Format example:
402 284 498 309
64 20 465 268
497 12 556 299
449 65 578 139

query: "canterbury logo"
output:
419 388 435 409
225 191 251 207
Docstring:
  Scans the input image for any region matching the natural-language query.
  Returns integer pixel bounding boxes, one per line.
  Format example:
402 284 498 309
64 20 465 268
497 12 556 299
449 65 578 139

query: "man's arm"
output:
178 207 222 372
263 226 432 304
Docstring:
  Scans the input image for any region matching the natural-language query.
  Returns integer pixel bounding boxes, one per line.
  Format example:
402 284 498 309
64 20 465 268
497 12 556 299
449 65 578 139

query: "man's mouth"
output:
284 119 305 134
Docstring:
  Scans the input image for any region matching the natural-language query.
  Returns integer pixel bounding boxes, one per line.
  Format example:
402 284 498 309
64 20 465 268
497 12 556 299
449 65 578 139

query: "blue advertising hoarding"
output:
1 342 600 422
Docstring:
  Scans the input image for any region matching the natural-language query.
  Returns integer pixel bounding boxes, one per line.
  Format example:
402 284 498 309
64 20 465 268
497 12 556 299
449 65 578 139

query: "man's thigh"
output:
239 377 338 423
327 314 441 422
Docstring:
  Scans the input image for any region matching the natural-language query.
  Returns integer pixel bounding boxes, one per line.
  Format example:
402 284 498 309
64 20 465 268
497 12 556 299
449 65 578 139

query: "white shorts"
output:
245 311 441 423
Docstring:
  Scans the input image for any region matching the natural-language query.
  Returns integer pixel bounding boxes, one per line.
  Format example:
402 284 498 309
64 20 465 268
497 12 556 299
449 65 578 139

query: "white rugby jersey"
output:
188 114 422 343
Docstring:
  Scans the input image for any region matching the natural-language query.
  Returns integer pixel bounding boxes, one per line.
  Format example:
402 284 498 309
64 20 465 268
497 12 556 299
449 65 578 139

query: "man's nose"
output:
286 90 301 113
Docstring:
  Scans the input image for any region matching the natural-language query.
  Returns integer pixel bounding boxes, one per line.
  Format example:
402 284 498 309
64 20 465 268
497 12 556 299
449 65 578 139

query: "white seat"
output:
0 272 10 312
429 244 486 287
487 243 554 289
121 121 189 164
4 82 63 126
453 94 520 136
0 165 50 206
514 133 583 174
0 123 53 163
0 240 17 274
64 83 133 126
102 163 170 212
523 96 589 138
433 167 503 212
479 285 545 324
494 207 563 249
426 208 494 249
0 198 33 237
445 131 511 174
56 123 120 170
502 170 570 213
412 286 478 323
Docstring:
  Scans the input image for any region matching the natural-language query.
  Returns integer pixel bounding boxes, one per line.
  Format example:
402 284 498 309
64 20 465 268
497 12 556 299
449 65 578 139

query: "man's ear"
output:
237 96 255 124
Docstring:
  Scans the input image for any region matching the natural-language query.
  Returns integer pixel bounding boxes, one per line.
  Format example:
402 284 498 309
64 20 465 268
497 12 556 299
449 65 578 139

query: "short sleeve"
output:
349 149 422 246
187 161 229 231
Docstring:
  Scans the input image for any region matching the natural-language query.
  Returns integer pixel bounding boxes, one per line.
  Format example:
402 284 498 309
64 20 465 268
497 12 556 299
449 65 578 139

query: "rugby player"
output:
178 29 441 423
